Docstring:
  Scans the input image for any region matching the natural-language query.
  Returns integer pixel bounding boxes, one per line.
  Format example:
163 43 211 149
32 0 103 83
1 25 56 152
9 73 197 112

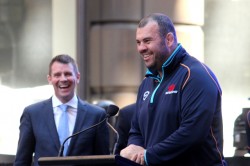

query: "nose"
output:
60 74 67 81
137 43 147 54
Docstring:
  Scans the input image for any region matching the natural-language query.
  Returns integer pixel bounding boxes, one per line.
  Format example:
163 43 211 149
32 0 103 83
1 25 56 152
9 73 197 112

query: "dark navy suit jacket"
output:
14 97 110 166
114 103 136 154
246 110 250 153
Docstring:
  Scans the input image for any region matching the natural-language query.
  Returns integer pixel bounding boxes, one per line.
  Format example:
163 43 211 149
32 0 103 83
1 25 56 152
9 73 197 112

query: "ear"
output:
76 72 80 84
166 32 174 47
47 75 52 84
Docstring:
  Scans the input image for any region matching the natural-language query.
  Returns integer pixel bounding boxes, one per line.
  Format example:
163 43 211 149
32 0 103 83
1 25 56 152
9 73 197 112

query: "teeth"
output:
59 85 69 88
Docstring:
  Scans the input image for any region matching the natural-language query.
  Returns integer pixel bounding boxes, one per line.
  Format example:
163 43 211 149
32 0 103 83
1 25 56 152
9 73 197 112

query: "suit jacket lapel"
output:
72 100 87 133
67 99 87 153
43 98 61 150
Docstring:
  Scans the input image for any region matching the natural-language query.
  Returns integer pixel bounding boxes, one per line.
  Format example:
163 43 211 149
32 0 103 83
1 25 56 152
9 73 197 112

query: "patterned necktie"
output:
58 104 69 156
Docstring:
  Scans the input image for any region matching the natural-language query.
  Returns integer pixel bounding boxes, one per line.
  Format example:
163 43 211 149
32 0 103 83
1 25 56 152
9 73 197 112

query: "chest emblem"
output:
143 91 150 100
165 84 178 95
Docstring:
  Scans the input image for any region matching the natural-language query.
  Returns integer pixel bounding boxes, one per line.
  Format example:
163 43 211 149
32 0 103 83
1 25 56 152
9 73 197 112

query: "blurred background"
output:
0 0 250 158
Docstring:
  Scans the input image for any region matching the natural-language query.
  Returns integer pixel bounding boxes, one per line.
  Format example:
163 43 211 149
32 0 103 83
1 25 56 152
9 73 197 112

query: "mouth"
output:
143 54 151 61
59 84 70 89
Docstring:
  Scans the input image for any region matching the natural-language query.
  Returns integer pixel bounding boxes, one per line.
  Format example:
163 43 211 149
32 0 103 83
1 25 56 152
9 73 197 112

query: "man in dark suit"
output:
14 54 110 166
114 103 136 155
246 109 250 154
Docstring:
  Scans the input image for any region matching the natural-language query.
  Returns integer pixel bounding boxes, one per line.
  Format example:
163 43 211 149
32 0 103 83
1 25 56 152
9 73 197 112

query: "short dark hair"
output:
48 54 79 75
138 13 177 41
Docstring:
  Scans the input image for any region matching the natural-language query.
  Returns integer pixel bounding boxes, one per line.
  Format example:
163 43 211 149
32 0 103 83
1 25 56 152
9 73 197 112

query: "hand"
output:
244 153 250 157
120 144 146 165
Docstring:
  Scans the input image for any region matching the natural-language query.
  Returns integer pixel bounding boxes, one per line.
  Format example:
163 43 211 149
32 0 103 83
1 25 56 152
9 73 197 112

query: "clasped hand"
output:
120 144 146 166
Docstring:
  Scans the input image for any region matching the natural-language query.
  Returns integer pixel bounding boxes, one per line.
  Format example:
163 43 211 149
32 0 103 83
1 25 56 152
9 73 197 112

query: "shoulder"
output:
119 103 136 116
78 99 106 115
24 98 52 111
181 56 214 77
20 98 52 120
180 57 221 93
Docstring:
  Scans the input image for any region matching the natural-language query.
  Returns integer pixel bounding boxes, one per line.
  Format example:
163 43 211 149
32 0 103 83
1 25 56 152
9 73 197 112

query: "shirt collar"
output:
52 95 78 109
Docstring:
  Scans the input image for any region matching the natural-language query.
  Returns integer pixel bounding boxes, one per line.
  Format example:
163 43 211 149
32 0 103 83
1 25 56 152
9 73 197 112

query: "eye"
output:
53 73 61 78
144 39 151 44
136 40 141 46
65 72 73 77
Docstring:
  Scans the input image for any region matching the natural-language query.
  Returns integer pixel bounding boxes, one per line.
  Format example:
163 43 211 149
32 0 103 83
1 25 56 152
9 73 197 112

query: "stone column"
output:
84 0 204 108
144 0 204 61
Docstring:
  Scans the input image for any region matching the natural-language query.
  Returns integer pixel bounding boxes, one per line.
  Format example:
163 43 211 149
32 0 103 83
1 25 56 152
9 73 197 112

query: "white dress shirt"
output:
52 95 78 144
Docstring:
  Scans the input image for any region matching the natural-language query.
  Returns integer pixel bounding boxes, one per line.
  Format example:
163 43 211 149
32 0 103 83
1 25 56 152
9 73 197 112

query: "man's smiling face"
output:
47 61 80 103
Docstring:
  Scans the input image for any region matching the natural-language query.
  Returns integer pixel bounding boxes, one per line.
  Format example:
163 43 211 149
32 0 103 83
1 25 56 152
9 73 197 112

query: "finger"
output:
140 154 144 165
131 153 138 162
135 154 141 164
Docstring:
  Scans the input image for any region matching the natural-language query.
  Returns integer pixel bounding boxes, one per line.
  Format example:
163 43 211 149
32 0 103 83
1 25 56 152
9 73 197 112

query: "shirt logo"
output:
165 84 178 95
143 91 150 100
